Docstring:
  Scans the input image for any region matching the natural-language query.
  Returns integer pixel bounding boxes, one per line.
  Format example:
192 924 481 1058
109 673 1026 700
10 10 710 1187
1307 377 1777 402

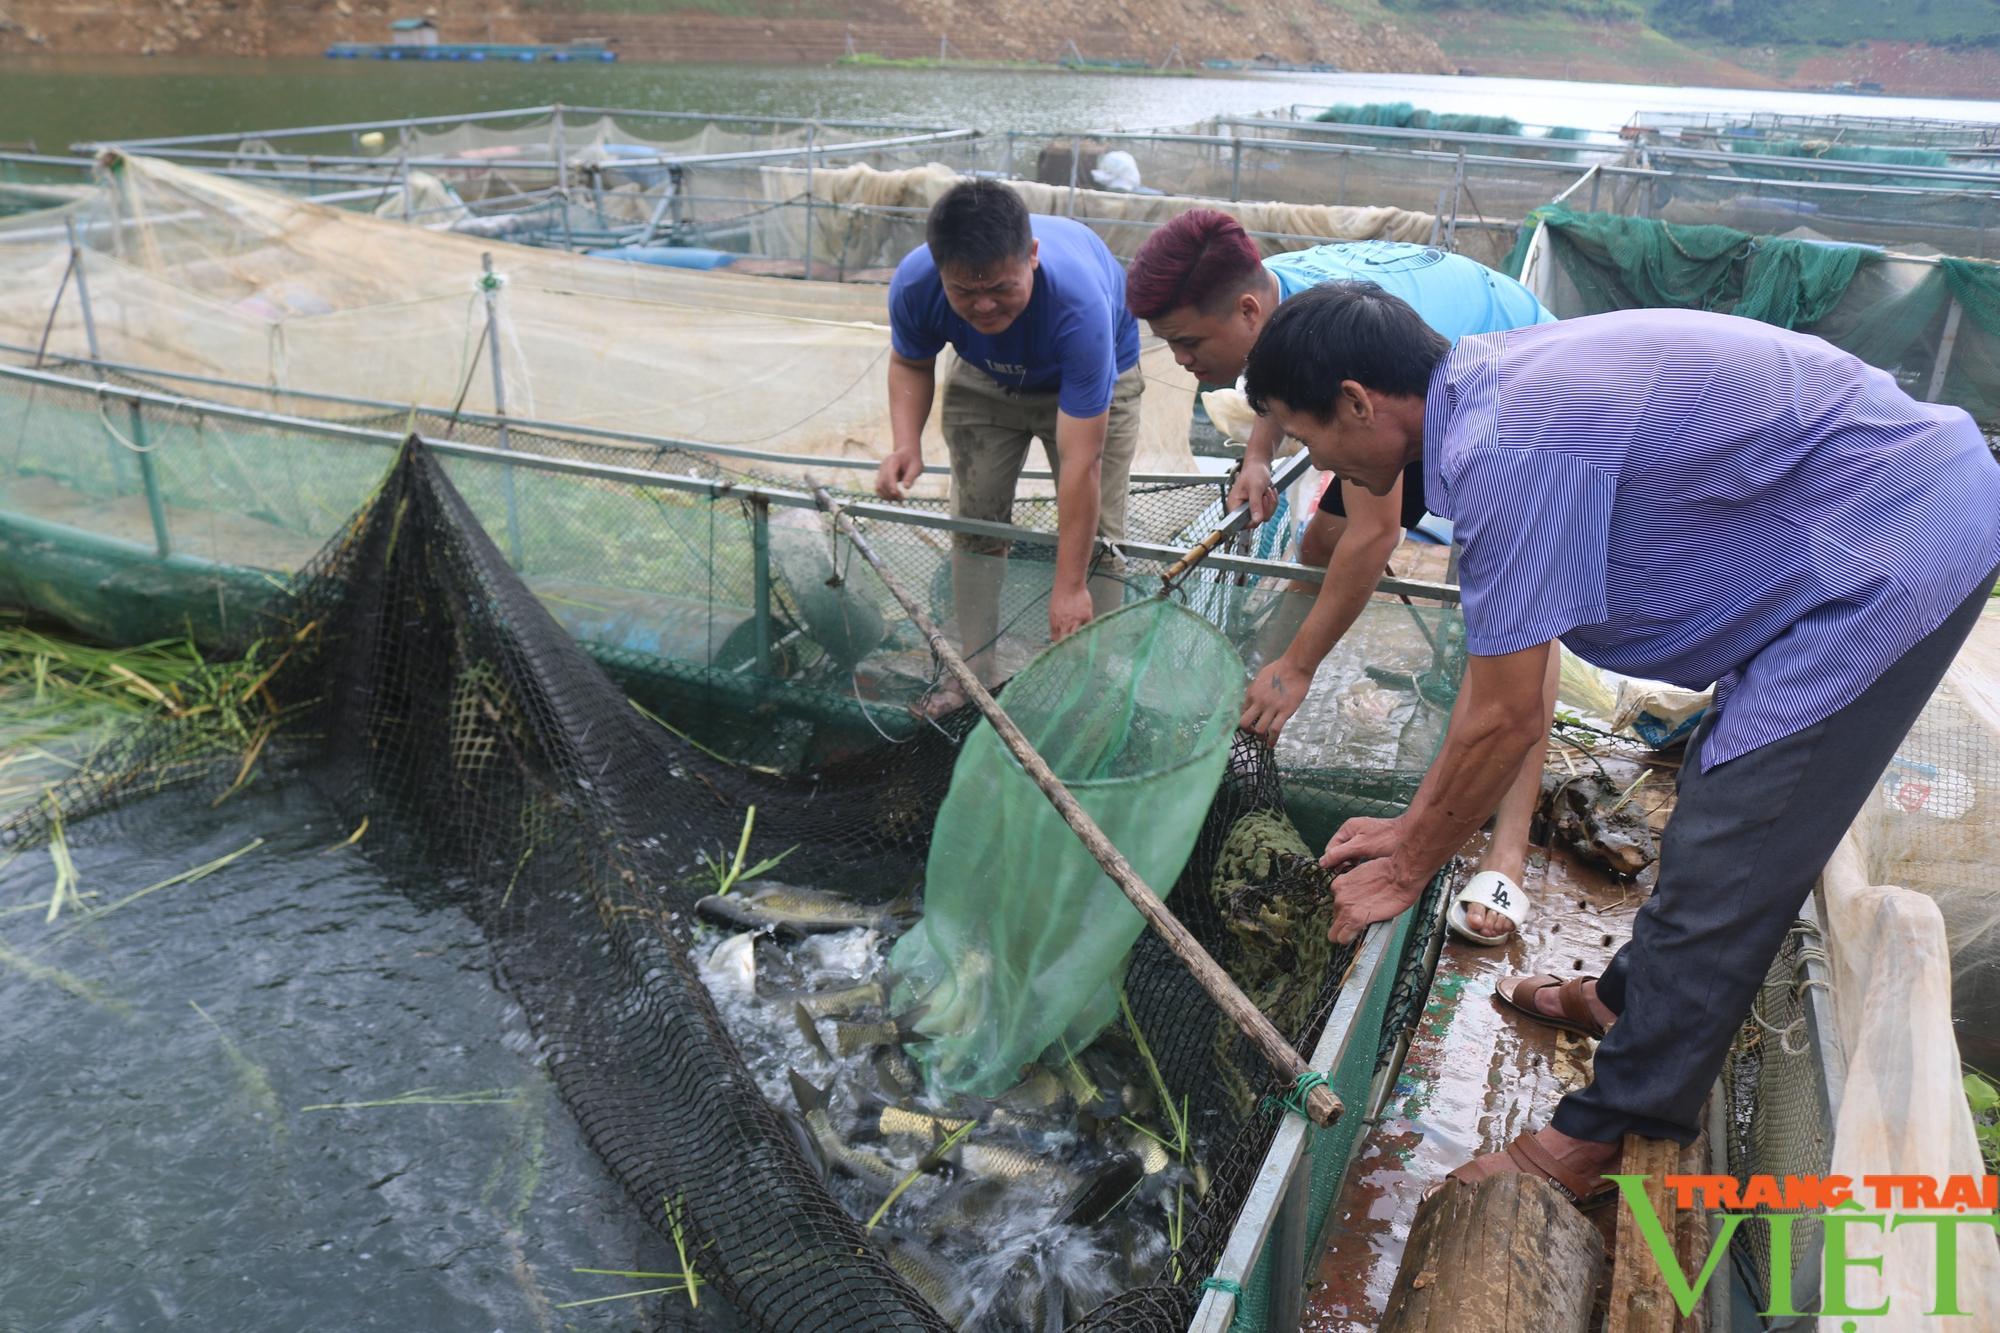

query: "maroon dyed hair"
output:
1124 209 1264 320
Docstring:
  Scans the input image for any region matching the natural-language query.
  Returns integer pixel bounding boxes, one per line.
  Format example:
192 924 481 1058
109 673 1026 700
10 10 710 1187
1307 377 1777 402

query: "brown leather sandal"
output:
1442 1132 1619 1211
1494 973 1612 1040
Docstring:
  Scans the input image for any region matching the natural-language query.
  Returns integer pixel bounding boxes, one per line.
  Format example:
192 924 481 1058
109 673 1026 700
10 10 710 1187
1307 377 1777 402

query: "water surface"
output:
0 781 679 1331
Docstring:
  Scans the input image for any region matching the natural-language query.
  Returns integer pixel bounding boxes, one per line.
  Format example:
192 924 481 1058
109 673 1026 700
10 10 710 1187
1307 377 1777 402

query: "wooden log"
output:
1606 1132 1710 1333
1379 1173 1605 1333
813 485 1342 1128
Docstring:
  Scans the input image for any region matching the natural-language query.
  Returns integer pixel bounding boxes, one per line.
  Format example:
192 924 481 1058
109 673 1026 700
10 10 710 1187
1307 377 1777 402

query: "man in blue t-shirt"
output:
1127 209 1556 948
876 180 1143 715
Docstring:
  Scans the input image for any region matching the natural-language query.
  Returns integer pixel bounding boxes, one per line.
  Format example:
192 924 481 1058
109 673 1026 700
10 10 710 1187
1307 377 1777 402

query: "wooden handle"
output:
813 486 1342 1129
1160 450 1318 592
1160 523 1234 586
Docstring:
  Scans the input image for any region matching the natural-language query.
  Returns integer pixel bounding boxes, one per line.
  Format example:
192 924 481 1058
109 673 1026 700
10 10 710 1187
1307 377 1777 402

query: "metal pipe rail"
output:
82 128 979 176
1008 127 1607 180
701 193 1519 242
1595 162 2000 206
1216 113 1624 156
103 105 959 152
0 361 1461 603
0 342 1228 485
1642 141 2000 187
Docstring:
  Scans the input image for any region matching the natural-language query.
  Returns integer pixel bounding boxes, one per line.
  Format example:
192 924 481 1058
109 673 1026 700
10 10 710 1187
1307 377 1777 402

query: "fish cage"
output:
1719 622 2000 1320
1513 167 2000 430
0 352 1466 1331
1622 108 2000 155
22 108 1588 277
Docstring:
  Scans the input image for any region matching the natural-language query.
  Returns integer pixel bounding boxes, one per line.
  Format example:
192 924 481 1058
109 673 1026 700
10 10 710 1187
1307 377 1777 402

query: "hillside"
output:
2 0 1994 95
1406 0 2000 96
0 0 1455 72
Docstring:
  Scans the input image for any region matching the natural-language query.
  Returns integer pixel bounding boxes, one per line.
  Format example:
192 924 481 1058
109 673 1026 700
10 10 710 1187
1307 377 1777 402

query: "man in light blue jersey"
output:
877 180 1143 716
1244 282 2000 1207
1127 210 1556 947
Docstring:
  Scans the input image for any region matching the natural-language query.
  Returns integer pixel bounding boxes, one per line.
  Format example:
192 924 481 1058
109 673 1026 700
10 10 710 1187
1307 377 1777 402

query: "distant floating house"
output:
327 17 614 61
390 18 439 47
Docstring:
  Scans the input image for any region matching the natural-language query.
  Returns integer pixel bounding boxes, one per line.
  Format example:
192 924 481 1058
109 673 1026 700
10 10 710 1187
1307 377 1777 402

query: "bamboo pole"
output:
1160 450 1314 590
812 485 1342 1128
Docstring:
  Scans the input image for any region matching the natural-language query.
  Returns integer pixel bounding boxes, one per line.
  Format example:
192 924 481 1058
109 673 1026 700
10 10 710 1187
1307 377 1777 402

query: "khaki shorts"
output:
941 359 1144 559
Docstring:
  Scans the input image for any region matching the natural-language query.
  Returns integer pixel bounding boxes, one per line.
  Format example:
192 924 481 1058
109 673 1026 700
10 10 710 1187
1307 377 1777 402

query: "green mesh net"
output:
892 599 1245 1097
1507 207 2000 427
1312 102 1524 137
1513 204 1873 327
1728 139 1960 187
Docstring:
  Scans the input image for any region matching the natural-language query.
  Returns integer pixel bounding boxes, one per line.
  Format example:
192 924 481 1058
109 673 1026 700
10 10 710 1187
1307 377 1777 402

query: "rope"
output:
1198 1276 1243 1300
1261 1070 1332 1121
93 383 174 453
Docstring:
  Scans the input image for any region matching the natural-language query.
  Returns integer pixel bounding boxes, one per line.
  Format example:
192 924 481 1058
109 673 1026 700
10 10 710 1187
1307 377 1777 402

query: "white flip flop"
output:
1447 870 1527 947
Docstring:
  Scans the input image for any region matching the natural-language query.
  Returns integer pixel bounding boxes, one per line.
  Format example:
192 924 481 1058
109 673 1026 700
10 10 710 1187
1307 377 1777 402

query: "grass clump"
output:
1967 1071 2000 1176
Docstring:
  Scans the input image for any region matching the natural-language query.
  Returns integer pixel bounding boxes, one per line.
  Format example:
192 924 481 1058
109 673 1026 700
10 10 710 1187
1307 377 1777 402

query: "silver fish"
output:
761 977 887 1019
832 1004 930 1058
996 1065 1069 1114
879 1229 972 1325
1056 1152 1143 1227
787 1068 907 1194
1124 1126 1172 1177
853 1091 975 1143
945 1138 1077 1188
695 882 917 937
872 1045 922 1100
705 931 757 995
791 1003 832 1061
926 1175 1016 1231
1053 1052 1123 1119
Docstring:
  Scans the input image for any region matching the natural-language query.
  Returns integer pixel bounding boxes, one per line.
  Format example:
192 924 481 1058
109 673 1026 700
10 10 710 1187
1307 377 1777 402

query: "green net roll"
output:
892 598 1246 1097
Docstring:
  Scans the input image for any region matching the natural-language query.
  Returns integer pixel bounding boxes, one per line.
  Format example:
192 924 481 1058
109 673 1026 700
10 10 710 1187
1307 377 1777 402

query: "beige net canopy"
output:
747 160 1440 272
0 153 1211 492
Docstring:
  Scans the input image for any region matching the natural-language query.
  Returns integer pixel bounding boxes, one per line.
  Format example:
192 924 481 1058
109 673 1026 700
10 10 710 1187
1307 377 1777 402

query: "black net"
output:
5 437 1444 1330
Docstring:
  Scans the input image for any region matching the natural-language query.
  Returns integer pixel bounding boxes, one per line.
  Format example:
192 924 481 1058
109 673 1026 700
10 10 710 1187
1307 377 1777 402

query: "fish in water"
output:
924 1175 1017 1232
761 977 888 1019
1123 1126 1171 1177
832 1004 931 1058
695 882 918 937
995 1248 1071 1333
1055 1152 1144 1227
787 1069 909 1194
938 1137 1077 1189
1053 1050 1123 1120
878 1228 974 1326
851 1091 976 1143
996 1064 1069 1115
705 931 757 996
873 1044 922 1100
792 1003 833 1061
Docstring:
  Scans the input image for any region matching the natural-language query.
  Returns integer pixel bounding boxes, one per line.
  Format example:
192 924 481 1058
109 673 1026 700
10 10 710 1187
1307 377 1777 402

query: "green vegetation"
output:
1652 0 2000 47
1386 0 1643 19
1422 8 1761 87
694 804 797 896
1968 1071 2000 1175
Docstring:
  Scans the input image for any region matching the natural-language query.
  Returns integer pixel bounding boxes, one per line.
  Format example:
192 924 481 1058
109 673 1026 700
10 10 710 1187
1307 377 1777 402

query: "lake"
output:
3 54 1999 151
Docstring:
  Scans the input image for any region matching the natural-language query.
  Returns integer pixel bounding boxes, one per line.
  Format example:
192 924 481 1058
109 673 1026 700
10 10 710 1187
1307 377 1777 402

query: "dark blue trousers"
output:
1552 568 1999 1144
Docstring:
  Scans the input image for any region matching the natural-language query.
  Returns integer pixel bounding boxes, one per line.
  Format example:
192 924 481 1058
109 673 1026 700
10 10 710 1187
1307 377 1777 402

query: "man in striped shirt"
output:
1244 283 2000 1203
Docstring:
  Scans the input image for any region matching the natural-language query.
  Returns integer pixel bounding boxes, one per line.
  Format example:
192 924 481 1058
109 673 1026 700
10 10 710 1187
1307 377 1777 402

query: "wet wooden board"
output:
1304 836 1640 1330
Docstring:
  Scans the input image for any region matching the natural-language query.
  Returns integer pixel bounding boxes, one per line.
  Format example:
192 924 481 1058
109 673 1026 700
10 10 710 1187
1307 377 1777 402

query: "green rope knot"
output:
1199 1277 1243 1299
1260 1070 1331 1121
478 271 502 293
